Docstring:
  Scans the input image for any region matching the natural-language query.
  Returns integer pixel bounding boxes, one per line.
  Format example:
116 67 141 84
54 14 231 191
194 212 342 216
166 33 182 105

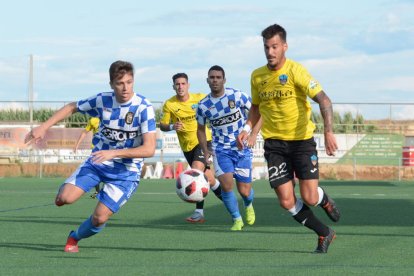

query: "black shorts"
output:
264 138 319 188
183 141 213 168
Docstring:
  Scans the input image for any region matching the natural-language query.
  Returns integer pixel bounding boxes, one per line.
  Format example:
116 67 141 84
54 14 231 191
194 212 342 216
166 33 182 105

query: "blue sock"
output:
70 216 106 241
221 190 241 220
242 188 254 207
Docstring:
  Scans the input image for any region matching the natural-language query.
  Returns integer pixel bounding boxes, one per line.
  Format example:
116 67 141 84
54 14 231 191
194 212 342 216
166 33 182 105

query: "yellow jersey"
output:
85 117 100 149
251 59 322 140
85 117 100 134
161 93 212 152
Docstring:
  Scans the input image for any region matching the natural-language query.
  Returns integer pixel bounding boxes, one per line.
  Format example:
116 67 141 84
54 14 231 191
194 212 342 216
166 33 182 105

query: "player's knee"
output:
279 198 295 210
301 194 318 206
92 214 109 227
239 188 250 198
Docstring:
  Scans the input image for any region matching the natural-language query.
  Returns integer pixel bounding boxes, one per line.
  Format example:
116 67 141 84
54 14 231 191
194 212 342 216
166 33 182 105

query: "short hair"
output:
208 65 225 78
261 24 287 42
109 60 134 83
172 73 188 83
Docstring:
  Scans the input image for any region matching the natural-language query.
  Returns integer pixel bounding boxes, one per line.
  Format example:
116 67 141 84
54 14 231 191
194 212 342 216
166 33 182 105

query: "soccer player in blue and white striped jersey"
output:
25 60 156 252
197 65 261 231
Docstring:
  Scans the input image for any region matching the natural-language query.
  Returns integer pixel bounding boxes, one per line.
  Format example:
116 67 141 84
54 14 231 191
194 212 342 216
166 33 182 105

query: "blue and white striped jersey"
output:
77 92 156 174
197 88 251 151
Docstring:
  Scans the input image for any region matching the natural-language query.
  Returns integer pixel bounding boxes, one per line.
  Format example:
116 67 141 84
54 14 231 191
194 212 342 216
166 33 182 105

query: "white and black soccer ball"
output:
176 169 210 203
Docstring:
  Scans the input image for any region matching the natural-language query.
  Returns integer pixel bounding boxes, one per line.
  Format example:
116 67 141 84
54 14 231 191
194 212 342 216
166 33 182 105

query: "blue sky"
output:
1 0 414 119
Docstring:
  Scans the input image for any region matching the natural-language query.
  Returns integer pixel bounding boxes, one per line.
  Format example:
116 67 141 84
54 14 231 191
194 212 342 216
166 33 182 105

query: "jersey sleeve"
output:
196 105 206 126
240 91 251 110
140 102 156 134
250 72 260 105
77 94 100 117
160 102 171 125
294 64 323 98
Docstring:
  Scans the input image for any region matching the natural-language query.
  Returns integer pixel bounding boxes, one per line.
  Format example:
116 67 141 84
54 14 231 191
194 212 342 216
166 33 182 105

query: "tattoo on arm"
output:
313 91 334 133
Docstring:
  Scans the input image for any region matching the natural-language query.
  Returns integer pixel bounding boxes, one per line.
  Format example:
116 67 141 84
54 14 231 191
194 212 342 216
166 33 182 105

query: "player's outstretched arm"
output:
74 130 88 152
25 102 78 144
312 91 338 156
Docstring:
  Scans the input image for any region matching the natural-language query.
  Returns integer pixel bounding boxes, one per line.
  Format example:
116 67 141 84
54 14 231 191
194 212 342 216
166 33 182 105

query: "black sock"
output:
212 185 222 201
293 204 329 236
196 200 204 209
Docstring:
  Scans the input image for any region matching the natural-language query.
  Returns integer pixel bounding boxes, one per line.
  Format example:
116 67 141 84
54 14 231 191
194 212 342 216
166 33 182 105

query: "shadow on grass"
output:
1 197 413 229
0 241 310 254
122 196 414 228
321 181 399 187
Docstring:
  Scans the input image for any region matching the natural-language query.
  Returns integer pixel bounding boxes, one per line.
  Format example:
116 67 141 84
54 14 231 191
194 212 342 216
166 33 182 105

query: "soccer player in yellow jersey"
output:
74 117 101 198
160 73 222 223
238 24 340 253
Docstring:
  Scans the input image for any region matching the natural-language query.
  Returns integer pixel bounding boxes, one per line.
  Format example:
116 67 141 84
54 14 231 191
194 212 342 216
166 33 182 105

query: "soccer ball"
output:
176 169 210 203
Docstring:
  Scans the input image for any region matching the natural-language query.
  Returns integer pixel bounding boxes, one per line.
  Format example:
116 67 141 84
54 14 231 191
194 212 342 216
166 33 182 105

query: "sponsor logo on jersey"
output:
125 112 134 124
210 110 241 127
102 126 140 141
279 74 288 85
258 89 293 101
228 100 235 109
178 115 196 122
309 80 319 90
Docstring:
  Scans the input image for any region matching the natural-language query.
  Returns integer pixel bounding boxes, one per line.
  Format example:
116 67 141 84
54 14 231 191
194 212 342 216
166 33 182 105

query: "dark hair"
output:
172 73 188 83
208 65 225 78
261 24 287 42
109 60 134 82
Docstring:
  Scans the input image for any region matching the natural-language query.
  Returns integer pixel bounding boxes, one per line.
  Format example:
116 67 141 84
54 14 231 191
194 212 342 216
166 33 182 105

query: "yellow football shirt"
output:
251 59 322 140
85 117 100 149
161 93 212 152
85 117 100 134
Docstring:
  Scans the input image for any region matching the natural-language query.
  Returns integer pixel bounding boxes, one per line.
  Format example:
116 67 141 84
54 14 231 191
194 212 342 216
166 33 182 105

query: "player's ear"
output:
109 81 114 89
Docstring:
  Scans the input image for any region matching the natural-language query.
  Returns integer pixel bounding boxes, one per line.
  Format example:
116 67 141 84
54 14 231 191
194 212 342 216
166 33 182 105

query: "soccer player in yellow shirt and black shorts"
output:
160 73 222 223
238 24 341 253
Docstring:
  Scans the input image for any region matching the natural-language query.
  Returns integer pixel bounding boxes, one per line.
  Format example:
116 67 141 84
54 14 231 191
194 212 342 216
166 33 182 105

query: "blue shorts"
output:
213 148 252 183
64 158 140 213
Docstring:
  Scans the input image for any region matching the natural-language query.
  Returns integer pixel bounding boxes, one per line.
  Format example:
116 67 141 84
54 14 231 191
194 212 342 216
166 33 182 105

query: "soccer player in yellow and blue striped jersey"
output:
238 24 340 253
160 73 222 223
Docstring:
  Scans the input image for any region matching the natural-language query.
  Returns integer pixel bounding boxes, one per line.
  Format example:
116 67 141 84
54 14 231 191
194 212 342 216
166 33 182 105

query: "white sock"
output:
288 199 303 216
211 179 220 190
317 187 324 206
195 209 204 215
